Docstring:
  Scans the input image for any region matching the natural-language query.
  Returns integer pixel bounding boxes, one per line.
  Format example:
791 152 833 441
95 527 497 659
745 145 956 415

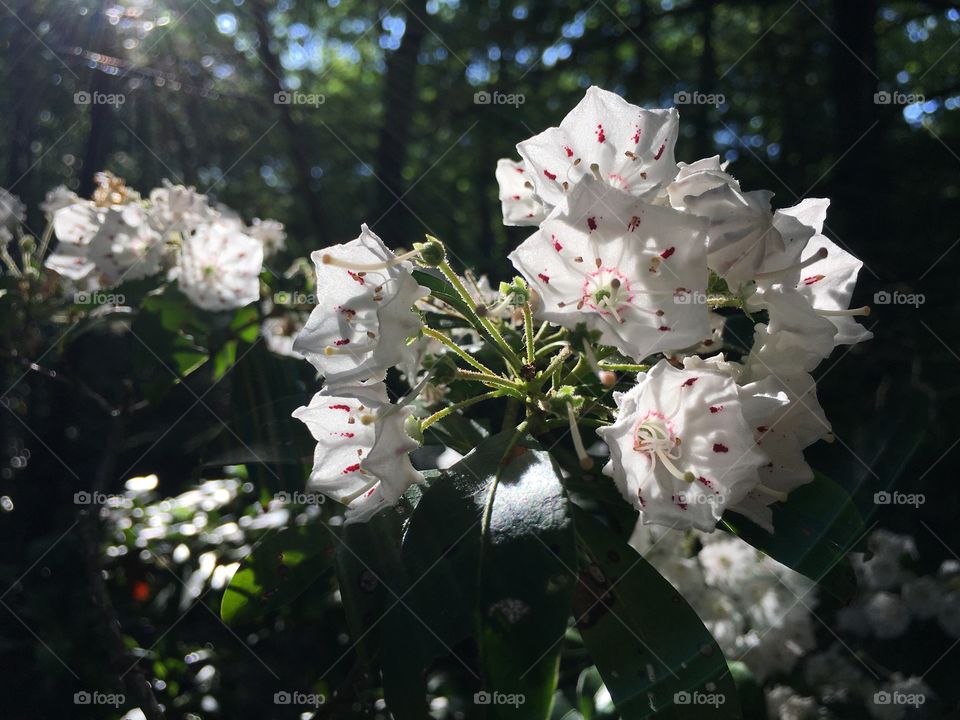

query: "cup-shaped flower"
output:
495 158 547 226
598 358 781 532
517 86 679 208
293 224 430 385
173 218 263 311
88 205 165 284
508 177 710 361
292 382 423 523
147 180 216 235
44 201 103 281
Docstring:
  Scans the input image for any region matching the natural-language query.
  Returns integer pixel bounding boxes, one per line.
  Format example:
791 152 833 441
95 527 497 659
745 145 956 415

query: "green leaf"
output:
382 430 577 720
412 269 476 320
722 471 865 601
478 442 577 719
572 506 743 719
220 524 336 625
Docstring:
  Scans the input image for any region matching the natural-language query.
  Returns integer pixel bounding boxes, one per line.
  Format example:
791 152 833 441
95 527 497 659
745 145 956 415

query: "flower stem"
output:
421 390 503 430
523 303 535 365
422 326 495 375
438 260 524 372
534 346 572 390
597 362 651 373
456 370 524 396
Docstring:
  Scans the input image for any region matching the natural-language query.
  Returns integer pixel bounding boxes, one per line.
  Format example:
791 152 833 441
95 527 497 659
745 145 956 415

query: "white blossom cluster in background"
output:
37 172 285 311
630 526 818 682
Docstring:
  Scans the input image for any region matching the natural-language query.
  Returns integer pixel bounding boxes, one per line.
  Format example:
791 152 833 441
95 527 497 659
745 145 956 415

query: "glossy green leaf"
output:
220 524 336 625
573 506 743 719
723 471 865 601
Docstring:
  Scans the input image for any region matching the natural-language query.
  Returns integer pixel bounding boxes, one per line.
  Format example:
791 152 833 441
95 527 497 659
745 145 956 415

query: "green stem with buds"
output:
438 260 525 372
523 303 535 365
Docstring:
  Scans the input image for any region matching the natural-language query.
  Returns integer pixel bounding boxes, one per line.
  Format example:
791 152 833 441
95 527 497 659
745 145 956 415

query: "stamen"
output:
322 247 420 272
754 247 828 281
589 163 604 182
754 484 789 503
567 404 594 470
324 339 378 355
815 306 871 317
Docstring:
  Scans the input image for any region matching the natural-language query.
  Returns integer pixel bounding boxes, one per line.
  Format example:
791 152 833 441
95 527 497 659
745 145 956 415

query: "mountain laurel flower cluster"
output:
35 172 284 311
289 85 872 543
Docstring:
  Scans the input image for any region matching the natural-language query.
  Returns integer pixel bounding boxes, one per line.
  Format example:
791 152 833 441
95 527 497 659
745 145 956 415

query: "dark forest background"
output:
2 0 960 718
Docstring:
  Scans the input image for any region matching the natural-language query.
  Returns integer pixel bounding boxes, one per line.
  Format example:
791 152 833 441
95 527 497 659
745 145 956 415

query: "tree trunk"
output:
249 0 327 247
372 0 429 243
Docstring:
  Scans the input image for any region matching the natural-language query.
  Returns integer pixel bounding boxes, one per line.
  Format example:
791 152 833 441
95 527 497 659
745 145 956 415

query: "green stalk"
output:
422 326 495 375
421 390 503 430
438 261 524 372
523 303 535 365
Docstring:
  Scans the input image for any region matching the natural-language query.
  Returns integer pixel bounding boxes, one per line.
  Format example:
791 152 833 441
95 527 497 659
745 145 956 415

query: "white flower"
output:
292 382 423 523
508 177 710 361
517 86 679 208
598 358 778 532
173 219 263 311
680 183 783 287
794 235 873 346
697 536 759 589
87 205 164 283
937 589 960 638
44 201 104 281
730 372 829 531
0 188 25 230
864 591 910 638
902 576 942 619
261 315 306 359
666 156 739 211
248 217 286 257
148 181 215 234
40 185 79 214
765 686 821 720
495 158 547 226
293 224 429 385
746 287 838 375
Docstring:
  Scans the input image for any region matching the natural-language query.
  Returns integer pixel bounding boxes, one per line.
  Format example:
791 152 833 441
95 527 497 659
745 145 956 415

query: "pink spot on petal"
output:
713 443 729 453
563 145 574 157
552 235 563 251
329 404 352 411
538 272 550 284
587 217 598 231
672 495 688 511
347 271 365 285
628 216 641 231
654 143 665 160
660 246 675 259
632 126 641 144
544 169 557 180
658 325 671 332
595 124 606 143
342 463 361 474
511 194 521 200
803 274 825 285
709 405 724 413
681 377 698 387
334 338 351 346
